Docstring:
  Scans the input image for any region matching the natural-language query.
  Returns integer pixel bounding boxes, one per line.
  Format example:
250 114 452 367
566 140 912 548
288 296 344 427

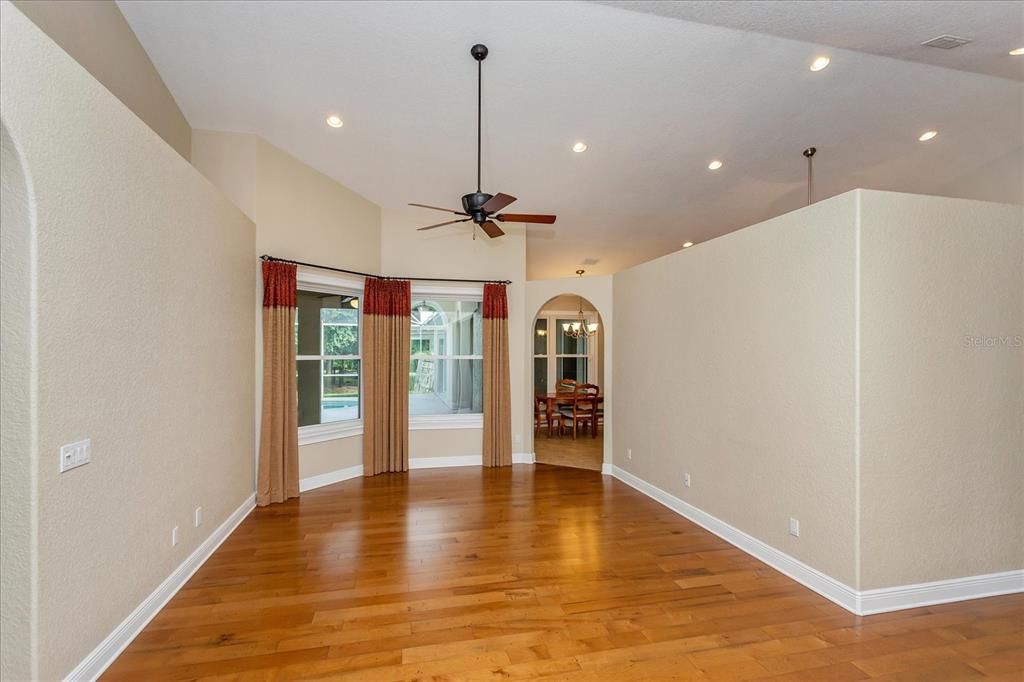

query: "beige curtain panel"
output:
483 283 512 467
257 260 299 506
362 278 411 475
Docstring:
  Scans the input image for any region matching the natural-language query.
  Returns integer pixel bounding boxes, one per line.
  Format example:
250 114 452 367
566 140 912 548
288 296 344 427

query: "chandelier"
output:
562 270 599 339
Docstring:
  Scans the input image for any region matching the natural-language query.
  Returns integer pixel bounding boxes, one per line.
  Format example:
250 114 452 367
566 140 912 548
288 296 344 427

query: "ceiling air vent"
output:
921 34 973 49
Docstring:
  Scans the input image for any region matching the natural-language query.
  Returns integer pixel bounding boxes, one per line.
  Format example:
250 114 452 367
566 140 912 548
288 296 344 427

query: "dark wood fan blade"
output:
495 213 557 224
409 203 468 215
417 218 471 231
481 193 517 213
480 220 505 238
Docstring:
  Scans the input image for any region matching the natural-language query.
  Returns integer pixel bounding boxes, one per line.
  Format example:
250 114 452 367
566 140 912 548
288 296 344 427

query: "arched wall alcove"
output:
524 276 614 469
1 117 39 681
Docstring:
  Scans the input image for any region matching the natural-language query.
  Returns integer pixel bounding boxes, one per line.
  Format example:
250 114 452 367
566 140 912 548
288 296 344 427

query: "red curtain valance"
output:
483 282 508 319
364 278 411 316
262 260 296 308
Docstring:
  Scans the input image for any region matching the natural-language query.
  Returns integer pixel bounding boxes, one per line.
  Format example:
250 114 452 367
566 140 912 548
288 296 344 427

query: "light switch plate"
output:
789 517 800 537
59 439 91 473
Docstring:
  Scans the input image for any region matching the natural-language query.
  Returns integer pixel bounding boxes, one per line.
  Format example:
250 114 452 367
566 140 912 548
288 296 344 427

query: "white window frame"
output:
534 311 598 392
296 269 365 445
409 284 484 430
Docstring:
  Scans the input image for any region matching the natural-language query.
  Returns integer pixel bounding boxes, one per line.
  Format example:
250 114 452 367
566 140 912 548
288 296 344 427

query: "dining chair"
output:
559 388 599 439
534 393 560 438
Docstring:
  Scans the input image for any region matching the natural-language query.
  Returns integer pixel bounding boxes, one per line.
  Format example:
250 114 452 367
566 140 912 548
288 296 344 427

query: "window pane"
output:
410 358 482 415
534 319 548 355
296 289 361 428
557 357 588 384
534 357 548 395
323 359 359 423
556 320 587 355
411 300 482 356
323 324 358 356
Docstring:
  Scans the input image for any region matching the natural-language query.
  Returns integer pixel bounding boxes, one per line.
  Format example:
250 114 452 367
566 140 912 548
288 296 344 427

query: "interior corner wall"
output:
612 192 860 587
858 190 1024 589
380 207 528 460
191 130 383 481
1 6 256 679
10 0 192 160
525 276 614 463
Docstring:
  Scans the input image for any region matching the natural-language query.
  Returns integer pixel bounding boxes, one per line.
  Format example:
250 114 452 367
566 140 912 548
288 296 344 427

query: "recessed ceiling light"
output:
326 115 343 128
809 56 831 72
572 141 588 153
682 241 694 248
707 160 723 171
1010 48 1024 56
918 130 938 142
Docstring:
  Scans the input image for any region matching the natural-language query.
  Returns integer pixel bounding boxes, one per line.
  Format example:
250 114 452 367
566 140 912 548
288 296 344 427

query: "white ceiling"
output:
598 1 1024 82
118 0 1023 280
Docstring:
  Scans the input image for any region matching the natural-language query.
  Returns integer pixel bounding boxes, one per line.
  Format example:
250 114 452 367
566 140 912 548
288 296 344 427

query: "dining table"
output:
537 392 604 438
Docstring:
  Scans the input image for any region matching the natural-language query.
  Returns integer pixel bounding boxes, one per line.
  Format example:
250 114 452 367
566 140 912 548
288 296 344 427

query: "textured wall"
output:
859 191 1024 588
1 6 256 678
613 192 859 586
192 130 382 482
10 0 192 159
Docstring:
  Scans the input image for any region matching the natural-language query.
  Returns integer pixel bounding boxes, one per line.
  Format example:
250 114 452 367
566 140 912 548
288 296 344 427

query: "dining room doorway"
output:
532 294 604 471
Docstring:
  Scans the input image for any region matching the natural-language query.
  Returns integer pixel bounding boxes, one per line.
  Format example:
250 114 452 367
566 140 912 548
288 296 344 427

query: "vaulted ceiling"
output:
118 0 1023 279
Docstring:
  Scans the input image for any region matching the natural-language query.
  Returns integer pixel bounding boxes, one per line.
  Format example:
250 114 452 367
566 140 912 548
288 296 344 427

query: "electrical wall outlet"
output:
627 448 632 460
59 438 91 473
194 507 203 528
683 472 691 488
789 517 800 537
171 526 180 547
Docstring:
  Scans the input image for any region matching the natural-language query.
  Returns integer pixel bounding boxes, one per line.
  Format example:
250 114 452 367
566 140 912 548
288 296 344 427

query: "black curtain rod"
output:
259 255 512 285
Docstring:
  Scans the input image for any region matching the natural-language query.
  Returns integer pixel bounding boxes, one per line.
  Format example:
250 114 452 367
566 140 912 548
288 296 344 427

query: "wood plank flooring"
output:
103 465 1023 681
534 430 603 471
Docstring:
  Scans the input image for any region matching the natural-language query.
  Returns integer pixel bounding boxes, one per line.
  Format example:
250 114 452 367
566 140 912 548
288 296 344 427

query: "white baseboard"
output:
609 465 1023 616
65 493 256 681
299 464 363 492
513 451 535 464
410 455 482 469
856 570 1024 615
300 453 536 492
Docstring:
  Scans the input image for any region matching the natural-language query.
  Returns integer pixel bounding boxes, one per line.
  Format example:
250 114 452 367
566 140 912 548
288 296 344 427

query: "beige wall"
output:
382 208 528 460
1 7 256 679
526 276 614 463
192 130 382 481
11 0 191 159
613 193 859 586
859 191 1024 588
1 116 37 681
612 188 1023 591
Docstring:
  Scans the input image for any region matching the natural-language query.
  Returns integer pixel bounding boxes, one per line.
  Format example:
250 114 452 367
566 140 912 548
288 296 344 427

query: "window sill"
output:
409 414 483 431
298 419 363 446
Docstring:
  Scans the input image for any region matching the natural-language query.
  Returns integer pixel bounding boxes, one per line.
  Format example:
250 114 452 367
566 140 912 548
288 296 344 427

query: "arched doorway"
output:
531 294 605 471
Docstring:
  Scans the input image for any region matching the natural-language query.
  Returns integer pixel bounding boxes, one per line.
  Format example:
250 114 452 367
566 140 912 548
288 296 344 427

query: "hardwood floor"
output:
103 466 1023 681
534 429 603 471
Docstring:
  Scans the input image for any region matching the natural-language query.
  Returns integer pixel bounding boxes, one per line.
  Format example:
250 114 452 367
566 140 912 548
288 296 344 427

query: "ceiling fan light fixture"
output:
809 56 831 72
572 141 588 153
325 114 343 128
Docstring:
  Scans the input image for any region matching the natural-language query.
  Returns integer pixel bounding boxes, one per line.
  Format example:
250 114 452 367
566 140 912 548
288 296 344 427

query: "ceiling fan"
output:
409 43 557 239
